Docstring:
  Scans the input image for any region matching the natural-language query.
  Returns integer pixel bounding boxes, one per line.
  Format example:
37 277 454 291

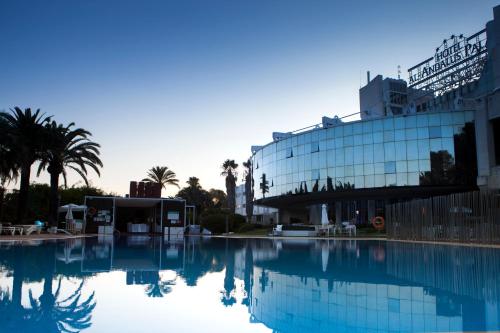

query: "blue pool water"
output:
0 236 499 333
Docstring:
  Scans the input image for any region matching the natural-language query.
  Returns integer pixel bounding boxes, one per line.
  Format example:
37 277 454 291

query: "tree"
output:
177 177 211 218
208 189 226 208
143 166 179 196
37 121 103 226
243 159 254 222
221 159 238 212
260 173 269 198
0 107 50 223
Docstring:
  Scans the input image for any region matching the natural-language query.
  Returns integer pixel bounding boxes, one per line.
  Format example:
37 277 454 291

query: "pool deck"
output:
1 233 499 249
0 233 96 242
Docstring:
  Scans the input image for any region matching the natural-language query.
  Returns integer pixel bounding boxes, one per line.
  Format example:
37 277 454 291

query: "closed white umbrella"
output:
321 204 329 226
65 205 74 221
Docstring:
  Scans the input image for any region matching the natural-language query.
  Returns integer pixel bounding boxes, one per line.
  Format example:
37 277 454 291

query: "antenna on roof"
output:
397 65 401 79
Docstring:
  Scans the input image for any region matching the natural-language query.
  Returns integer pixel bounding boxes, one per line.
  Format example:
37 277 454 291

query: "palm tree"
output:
186 176 202 190
0 107 50 223
142 166 179 196
260 173 269 198
243 159 254 222
221 159 238 213
0 117 18 220
37 121 103 227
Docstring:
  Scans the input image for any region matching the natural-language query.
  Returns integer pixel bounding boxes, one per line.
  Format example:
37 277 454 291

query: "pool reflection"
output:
0 236 499 332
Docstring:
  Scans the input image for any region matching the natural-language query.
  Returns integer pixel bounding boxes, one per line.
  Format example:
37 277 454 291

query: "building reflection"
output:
1 237 499 332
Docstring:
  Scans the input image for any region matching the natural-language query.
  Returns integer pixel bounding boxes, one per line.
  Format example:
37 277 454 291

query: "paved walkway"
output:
0 233 96 242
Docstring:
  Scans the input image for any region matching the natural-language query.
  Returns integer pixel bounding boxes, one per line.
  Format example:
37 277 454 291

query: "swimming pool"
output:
0 236 499 332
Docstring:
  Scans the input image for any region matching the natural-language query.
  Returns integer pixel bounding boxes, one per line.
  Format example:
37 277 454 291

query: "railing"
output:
386 191 500 244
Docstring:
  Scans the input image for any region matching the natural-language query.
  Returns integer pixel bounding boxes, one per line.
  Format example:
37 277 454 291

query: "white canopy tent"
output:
58 204 87 234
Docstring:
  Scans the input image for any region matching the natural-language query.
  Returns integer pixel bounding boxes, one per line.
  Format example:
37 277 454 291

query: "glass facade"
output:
252 111 476 200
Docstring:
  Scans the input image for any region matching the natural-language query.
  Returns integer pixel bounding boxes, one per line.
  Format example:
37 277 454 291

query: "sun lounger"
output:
20 225 42 235
272 224 283 236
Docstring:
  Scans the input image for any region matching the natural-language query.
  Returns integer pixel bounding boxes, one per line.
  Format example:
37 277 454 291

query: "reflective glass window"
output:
405 128 418 140
311 169 320 180
374 144 385 162
343 135 353 147
396 161 408 173
310 141 319 153
354 146 363 164
384 161 396 174
326 139 335 150
408 172 419 185
417 127 429 139
383 118 394 130
394 117 405 129
353 123 363 134
397 173 408 186
286 147 293 158
442 138 455 156
319 140 326 151
429 126 441 138
441 126 453 137
328 167 335 178
429 113 441 126
318 130 326 141
311 153 319 169
334 126 344 138
452 112 465 124
408 160 419 172
343 124 352 136
344 147 354 165
386 174 397 186
336 166 344 177
405 116 417 128
345 165 354 176
320 168 327 179
374 162 385 174
364 163 374 175
394 128 404 141
335 149 344 166
395 144 407 160
375 174 385 187
326 149 335 166
326 128 335 139
363 121 373 133
363 145 374 163
407 141 418 160
355 176 364 188
417 114 429 127
364 175 375 188
384 142 396 161
335 137 345 148
419 159 431 172
430 138 442 152
418 139 430 159
354 164 364 176
373 119 383 132
373 131 383 143
344 176 354 186
384 131 395 141
319 151 327 168
363 133 373 144
353 134 363 145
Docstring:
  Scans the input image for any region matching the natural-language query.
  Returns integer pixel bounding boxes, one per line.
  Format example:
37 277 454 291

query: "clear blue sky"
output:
1 0 497 195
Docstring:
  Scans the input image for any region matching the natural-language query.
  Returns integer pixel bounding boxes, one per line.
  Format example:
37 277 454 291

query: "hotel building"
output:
250 5 500 225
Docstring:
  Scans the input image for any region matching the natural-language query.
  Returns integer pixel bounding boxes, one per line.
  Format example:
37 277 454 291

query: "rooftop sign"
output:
408 29 487 95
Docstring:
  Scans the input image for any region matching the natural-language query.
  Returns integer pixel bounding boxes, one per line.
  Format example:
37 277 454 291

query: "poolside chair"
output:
23 225 42 236
272 224 283 236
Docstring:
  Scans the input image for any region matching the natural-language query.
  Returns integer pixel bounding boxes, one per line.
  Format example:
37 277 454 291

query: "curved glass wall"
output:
252 111 476 200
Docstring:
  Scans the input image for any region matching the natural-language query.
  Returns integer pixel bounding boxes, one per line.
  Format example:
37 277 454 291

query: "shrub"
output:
237 223 255 233
200 212 247 234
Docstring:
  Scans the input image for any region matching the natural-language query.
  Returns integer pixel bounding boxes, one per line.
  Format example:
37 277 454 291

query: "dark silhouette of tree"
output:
145 273 176 298
327 177 334 192
419 150 456 185
0 107 50 223
177 177 211 218
143 166 180 196
312 180 319 192
221 159 238 212
260 174 269 198
27 279 96 333
37 121 103 226
243 159 254 222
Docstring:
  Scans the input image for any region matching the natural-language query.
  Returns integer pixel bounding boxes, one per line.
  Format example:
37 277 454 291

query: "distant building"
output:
235 184 278 224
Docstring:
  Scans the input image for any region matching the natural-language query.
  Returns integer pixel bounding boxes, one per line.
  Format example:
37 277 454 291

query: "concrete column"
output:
335 202 342 224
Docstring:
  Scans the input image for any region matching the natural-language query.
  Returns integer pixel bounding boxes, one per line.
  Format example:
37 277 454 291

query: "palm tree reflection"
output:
27 278 96 333
145 272 176 298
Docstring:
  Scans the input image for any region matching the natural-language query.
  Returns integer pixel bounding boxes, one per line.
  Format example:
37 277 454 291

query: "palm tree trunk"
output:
16 164 31 224
48 172 60 227
12 247 25 309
